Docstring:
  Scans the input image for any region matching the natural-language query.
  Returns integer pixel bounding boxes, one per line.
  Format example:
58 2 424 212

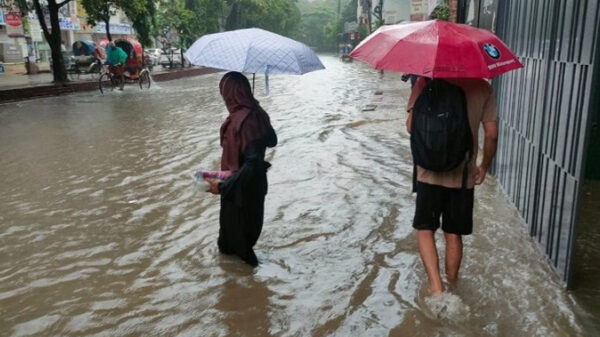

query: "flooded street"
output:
0 56 597 336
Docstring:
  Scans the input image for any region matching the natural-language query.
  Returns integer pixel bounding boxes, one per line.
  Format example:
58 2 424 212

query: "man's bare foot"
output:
429 285 444 296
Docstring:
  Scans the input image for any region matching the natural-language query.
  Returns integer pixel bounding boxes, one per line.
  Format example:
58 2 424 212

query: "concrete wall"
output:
382 0 411 24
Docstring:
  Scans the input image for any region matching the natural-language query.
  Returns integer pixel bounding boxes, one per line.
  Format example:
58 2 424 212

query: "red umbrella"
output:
349 20 523 78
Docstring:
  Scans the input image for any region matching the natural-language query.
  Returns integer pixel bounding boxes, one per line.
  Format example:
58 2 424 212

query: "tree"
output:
81 0 119 41
295 0 354 52
156 0 223 66
430 4 450 21
156 0 192 48
296 7 335 51
225 0 300 37
179 0 223 46
32 0 74 83
82 0 154 43
125 0 157 47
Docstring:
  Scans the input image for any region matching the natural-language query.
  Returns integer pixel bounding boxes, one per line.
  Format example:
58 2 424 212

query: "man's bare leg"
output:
119 66 125 90
444 232 463 283
417 230 443 295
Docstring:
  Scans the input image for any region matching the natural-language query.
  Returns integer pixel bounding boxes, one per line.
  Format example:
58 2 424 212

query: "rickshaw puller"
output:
106 42 128 90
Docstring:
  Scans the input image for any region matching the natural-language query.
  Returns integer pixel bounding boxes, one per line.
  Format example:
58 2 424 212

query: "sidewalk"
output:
0 61 54 90
0 65 220 103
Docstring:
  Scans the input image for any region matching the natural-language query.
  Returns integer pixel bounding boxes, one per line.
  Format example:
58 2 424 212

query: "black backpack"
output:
410 79 473 189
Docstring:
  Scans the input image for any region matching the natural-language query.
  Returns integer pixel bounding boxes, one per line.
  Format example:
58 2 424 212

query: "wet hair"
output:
108 41 116 49
219 71 262 112
219 71 252 97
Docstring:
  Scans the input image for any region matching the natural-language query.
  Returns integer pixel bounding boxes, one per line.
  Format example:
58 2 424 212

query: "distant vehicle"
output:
68 40 103 79
49 51 74 73
159 48 187 68
144 48 161 66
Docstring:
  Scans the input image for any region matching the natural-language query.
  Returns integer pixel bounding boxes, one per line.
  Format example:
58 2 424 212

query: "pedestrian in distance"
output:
205 72 278 267
406 77 498 295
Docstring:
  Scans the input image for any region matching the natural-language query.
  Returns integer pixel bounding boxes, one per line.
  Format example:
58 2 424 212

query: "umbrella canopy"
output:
98 38 143 59
350 20 523 78
184 28 325 75
72 40 96 56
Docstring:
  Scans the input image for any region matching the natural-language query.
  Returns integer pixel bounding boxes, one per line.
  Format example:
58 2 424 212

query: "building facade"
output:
74 0 133 43
0 6 27 63
381 0 411 24
458 0 599 288
0 0 135 64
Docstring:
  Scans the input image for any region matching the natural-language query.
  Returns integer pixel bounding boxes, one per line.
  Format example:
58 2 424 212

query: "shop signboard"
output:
30 18 42 42
6 23 24 37
410 0 426 21
0 8 5 25
59 16 80 30
5 11 20 26
4 10 23 37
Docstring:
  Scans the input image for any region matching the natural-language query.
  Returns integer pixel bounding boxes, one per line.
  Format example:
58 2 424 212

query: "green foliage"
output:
296 6 336 50
124 0 157 47
157 0 223 49
81 0 116 27
225 0 300 37
341 0 356 23
82 0 154 44
430 4 450 21
295 0 355 51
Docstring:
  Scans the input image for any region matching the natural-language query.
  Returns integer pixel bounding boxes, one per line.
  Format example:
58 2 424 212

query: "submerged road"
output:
0 56 596 336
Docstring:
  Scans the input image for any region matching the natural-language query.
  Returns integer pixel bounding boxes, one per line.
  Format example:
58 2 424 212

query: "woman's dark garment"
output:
217 71 277 266
218 130 276 266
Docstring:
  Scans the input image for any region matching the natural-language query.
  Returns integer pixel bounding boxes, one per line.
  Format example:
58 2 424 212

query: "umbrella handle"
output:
252 73 255 93
265 65 271 95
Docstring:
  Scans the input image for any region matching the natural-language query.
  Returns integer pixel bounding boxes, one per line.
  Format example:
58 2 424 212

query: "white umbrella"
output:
184 28 325 93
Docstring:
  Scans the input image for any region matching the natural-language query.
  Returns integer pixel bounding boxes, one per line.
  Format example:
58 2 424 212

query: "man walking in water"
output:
406 77 498 295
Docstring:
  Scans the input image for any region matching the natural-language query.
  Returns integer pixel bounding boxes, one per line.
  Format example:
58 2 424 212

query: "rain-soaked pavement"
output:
0 56 598 336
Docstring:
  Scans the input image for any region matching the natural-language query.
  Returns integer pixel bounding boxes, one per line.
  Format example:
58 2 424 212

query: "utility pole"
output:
336 0 341 54
373 0 384 28
367 0 372 33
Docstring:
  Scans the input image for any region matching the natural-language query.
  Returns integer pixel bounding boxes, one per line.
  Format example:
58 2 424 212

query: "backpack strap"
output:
461 147 474 189
413 164 417 193
461 159 469 190
460 87 474 190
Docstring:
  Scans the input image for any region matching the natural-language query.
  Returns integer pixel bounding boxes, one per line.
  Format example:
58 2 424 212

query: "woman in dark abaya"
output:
206 71 277 267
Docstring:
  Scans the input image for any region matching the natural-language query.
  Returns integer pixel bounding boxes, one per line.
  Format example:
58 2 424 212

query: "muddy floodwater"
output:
0 56 598 336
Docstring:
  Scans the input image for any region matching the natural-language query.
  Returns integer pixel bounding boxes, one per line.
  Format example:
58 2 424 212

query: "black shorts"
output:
413 182 474 235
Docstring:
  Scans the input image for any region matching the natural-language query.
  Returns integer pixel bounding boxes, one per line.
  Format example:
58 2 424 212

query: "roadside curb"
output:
0 67 221 103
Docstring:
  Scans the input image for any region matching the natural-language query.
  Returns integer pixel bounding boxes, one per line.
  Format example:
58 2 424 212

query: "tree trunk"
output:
180 48 184 68
49 1 68 82
104 18 112 41
34 0 69 83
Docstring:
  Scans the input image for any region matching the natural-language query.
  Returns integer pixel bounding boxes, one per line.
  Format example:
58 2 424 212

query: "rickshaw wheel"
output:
68 70 80 81
89 63 102 80
99 72 116 94
139 69 151 90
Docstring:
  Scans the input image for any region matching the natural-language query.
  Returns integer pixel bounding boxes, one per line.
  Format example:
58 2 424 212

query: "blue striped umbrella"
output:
184 28 325 93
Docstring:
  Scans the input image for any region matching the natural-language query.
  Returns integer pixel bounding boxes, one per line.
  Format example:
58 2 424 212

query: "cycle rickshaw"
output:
98 38 152 94
67 40 103 80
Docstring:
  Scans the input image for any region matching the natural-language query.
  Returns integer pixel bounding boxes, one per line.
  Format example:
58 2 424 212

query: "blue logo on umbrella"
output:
484 43 500 59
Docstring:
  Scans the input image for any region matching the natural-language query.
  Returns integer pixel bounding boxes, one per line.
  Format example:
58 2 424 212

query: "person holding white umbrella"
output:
205 71 277 267
184 27 325 93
